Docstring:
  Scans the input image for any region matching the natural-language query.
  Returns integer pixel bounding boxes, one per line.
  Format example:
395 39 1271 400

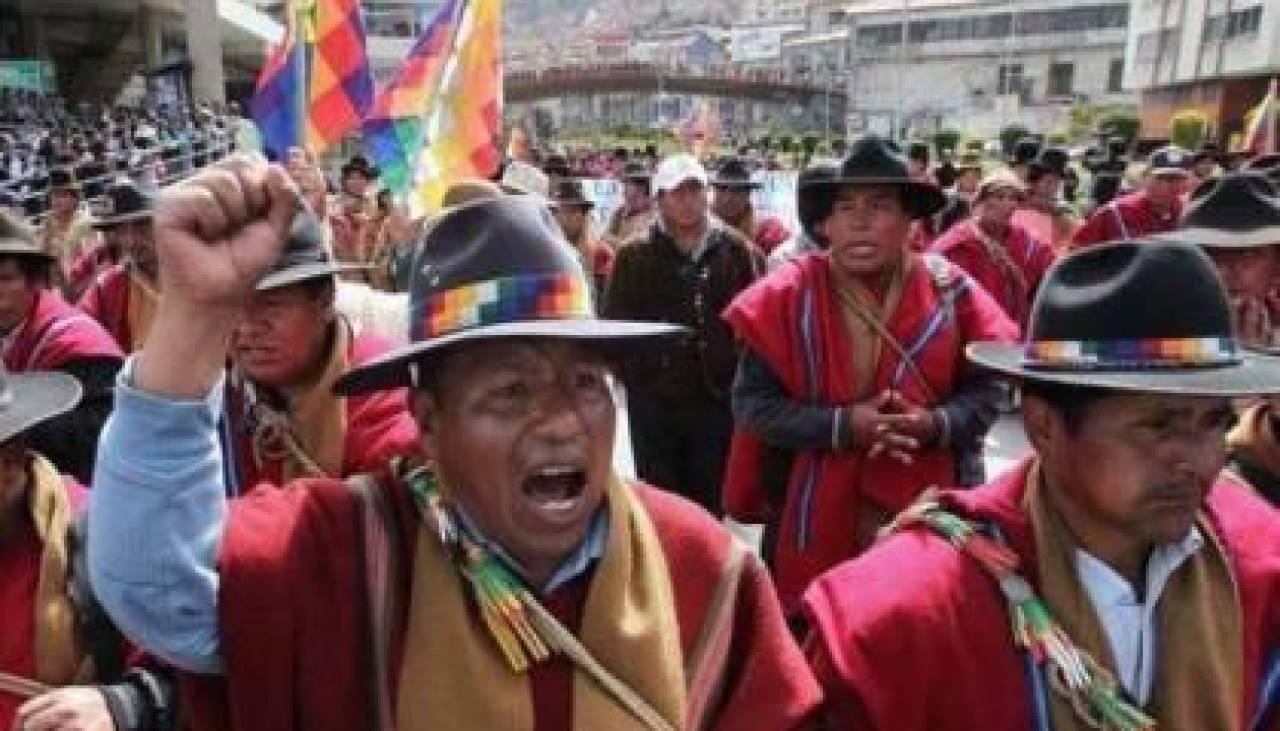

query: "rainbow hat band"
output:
414 271 594 341
1022 337 1240 370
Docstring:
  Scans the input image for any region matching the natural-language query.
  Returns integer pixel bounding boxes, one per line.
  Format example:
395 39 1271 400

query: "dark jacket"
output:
28 357 121 484
605 218 763 404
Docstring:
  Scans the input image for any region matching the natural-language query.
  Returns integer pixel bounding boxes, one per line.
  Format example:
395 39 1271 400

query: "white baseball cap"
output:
653 154 709 194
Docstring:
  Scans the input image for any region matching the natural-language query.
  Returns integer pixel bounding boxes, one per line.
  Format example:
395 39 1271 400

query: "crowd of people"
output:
3 80 1280 730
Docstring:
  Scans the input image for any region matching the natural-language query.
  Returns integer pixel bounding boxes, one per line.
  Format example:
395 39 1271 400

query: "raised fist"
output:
152 154 298 311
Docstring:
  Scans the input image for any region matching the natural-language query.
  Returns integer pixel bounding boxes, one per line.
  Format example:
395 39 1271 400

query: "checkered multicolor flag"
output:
304 0 374 155
363 0 464 193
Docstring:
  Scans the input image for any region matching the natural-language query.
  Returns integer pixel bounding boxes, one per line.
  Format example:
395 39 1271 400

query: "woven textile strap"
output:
884 492 1157 731
1023 337 1238 370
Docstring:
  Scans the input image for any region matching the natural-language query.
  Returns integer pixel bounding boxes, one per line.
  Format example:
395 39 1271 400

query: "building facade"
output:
1124 0 1276 144
798 0 1133 140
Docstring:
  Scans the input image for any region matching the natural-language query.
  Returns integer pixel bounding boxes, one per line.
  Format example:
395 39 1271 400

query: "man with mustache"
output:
87 158 821 730
805 239 1280 730
222 210 420 492
76 180 160 352
723 135 1017 617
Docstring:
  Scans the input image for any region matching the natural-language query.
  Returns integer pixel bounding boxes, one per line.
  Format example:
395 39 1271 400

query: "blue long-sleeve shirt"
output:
88 361 228 674
89 358 609 675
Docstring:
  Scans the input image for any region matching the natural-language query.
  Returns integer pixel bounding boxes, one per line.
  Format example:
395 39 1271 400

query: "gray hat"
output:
0 366 81 444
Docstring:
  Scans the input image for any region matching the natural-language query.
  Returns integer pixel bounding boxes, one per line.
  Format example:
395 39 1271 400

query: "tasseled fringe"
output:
889 494 1158 731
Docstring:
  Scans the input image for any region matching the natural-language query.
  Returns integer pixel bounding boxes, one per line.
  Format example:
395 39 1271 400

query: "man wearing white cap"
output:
605 154 764 516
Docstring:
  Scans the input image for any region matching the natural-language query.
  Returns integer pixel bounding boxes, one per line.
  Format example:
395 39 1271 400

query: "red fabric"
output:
0 518 40 727
4 289 122 372
75 264 131 352
182 480 821 731
721 253 1017 614
226 332 420 488
930 219 1056 330
803 460 1280 731
65 241 121 301
1072 191 1183 249
753 216 791 255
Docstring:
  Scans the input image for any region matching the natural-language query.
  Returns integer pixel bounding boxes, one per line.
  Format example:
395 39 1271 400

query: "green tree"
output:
999 125 1031 157
1098 110 1140 145
1169 109 1209 150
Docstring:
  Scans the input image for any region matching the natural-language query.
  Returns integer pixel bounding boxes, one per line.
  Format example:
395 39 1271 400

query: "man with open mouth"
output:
86 157 822 730
805 239 1280 730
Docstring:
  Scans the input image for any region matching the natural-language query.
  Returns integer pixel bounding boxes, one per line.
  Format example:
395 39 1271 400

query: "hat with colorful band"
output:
968 239 1280 395
335 195 684 395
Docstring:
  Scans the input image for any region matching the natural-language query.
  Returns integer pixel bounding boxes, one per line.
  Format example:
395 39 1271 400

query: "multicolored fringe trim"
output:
404 464 553 673
1023 337 1238 370
885 493 1157 731
415 272 594 341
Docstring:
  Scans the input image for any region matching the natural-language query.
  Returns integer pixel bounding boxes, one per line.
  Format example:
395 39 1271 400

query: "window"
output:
1108 57 1125 92
997 64 1025 95
1226 5 1264 38
1048 62 1075 97
1203 16 1226 42
1135 29 1177 62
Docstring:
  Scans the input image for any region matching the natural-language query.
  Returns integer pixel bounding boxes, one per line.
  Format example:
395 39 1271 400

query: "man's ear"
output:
411 389 441 462
1021 393 1062 455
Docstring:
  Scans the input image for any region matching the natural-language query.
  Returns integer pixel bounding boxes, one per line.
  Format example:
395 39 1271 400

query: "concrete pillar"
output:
140 6 164 70
184 0 226 103
29 14 50 64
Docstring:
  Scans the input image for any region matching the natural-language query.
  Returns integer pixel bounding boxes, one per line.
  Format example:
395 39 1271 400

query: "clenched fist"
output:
152 154 298 311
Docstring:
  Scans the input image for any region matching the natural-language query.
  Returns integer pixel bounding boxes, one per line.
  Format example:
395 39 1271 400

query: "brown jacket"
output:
604 219 763 404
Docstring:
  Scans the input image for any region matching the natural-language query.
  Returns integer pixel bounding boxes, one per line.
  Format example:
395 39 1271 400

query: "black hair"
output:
1020 379 1115 432
297 275 337 304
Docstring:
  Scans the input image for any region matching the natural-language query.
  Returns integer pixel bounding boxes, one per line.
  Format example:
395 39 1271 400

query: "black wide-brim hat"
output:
92 179 155 229
808 134 946 219
0 368 81 445
968 239 1280 395
255 206 367 291
711 157 762 190
1155 172 1280 249
335 195 684 395
340 155 381 180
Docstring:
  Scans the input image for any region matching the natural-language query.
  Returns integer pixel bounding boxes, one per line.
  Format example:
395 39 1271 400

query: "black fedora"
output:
1030 147 1069 179
340 155 380 181
91 179 155 229
335 195 684 395
256 207 367 291
0 364 81 445
711 157 762 190
808 134 946 219
1010 136 1043 166
622 161 652 182
968 239 1280 395
549 178 594 209
1157 172 1280 249
48 168 80 195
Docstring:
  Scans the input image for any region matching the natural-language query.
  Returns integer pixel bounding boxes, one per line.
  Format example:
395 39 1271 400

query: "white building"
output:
827 0 1133 140
1124 0 1275 143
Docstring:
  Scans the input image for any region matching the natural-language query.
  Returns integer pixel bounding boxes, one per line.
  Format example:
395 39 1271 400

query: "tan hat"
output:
442 179 504 208
976 169 1027 201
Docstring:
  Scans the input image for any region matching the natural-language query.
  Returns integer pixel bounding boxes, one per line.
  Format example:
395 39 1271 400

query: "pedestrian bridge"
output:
505 64 849 107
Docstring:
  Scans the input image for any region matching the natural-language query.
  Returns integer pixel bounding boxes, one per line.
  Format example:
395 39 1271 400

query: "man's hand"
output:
13 687 115 731
153 154 297 312
852 390 938 466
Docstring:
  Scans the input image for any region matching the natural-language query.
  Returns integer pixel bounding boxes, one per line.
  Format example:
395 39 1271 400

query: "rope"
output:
886 494 1157 731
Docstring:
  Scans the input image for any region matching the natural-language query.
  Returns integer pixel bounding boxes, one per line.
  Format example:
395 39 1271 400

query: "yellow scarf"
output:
829 255 909 400
395 477 686 731
1026 468 1242 731
26 453 91 685
126 268 159 352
